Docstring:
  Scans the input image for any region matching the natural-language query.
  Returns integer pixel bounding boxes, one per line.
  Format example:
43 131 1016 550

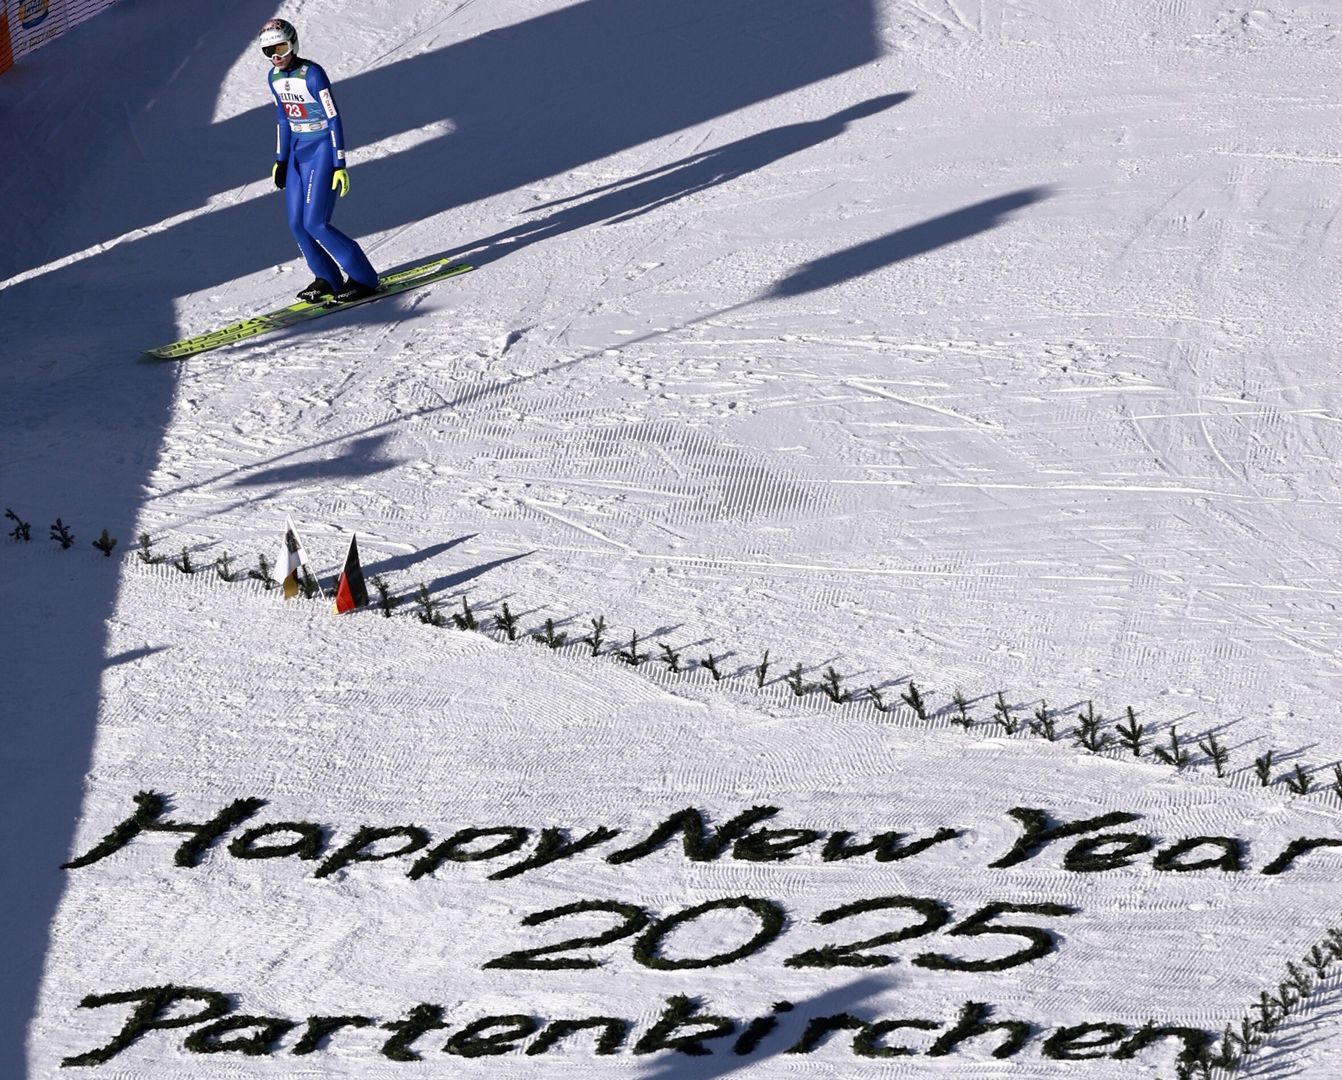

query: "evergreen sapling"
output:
50 518 74 549
1236 1018 1261 1053
754 649 770 688
1284 764 1313 795
1285 962 1312 999
1075 701 1110 752
582 615 606 656
1029 700 1057 741
866 686 891 713
1254 749 1275 787
414 584 447 626
1175 1059 1213 1080
1153 725 1191 769
5 508 31 541
371 575 398 618
136 532 160 564
493 600 518 639
537 618 567 649
615 631 648 666
250 553 277 589
784 663 808 697
92 530 118 558
1115 706 1146 757
1198 731 1230 778
452 597 478 631
949 689 972 729
658 642 682 673
172 547 194 574
820 667 850 703
901 681 929 721
993 691 1019 734
215 551 234 581
1214 1026 1243 1069
700 653 723 682
1255 992 1279 1033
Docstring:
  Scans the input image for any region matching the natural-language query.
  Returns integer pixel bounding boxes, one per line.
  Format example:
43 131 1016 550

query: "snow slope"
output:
3 0 1342 1076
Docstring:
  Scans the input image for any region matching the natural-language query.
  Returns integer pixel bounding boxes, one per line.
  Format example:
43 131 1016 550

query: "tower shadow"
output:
0 5 883 1077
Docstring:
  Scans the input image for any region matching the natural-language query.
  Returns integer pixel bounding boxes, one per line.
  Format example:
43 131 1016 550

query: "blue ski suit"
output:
269 59 378 289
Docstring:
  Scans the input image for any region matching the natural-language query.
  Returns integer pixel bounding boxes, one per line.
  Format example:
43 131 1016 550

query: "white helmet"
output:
258 18 298 68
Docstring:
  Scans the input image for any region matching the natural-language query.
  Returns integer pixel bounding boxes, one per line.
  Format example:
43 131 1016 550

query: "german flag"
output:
333 534 368 614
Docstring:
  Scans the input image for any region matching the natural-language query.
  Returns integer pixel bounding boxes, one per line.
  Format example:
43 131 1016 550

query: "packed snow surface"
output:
3 0 1342 1077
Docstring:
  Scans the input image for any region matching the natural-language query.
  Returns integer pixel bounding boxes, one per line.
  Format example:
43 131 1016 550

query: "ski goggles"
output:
261 41 291 59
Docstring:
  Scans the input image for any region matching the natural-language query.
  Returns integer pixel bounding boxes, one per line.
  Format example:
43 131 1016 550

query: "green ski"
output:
141 258 473 361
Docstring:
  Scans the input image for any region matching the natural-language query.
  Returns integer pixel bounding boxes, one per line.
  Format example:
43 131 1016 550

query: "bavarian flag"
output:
334 534 369 614
279 516 315 600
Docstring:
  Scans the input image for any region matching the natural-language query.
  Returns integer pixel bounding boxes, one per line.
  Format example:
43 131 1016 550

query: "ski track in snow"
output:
5 0 1342 1075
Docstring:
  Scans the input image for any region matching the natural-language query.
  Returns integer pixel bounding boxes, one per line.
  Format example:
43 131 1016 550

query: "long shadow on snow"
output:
638 977 890 1079
361 536 476 580
437 94 913 269
765 188 1052 298
231 433 402 486
0 5 881 1075
425 551 535 594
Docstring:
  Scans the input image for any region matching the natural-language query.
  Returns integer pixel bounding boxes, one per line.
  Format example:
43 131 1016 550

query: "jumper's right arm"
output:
270 83 289 189
272 91 289 164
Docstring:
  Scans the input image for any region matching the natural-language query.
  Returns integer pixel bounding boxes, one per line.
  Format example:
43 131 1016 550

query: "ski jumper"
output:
269 59 378 289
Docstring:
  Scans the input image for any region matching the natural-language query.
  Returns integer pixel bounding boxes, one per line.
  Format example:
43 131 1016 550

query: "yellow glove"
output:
272 162 286 190
331 168 350 197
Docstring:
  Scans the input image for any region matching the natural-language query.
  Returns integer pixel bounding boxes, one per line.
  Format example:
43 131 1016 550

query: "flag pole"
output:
280 516 331 601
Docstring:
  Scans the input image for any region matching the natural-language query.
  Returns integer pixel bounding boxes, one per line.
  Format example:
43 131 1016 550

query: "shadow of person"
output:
232 434 401 487
443 94 913 269
422 551 535 594
766 187 1052 298
638 976 892 1079
360 536 476 580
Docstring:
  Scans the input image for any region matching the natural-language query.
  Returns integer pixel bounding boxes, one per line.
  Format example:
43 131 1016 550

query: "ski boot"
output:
329 278 382 305
296 277 340 303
